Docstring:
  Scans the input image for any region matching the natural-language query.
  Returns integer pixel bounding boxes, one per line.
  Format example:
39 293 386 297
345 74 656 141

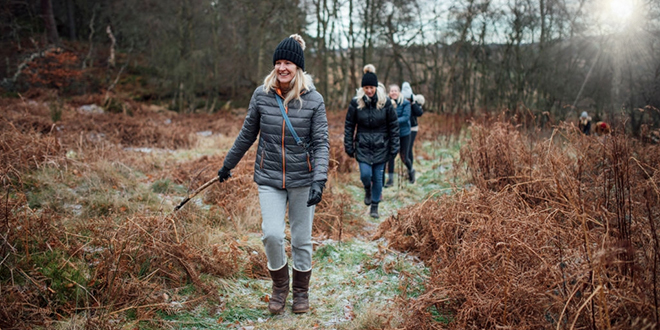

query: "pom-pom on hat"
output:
414 94 425 106
273 34 306 71
401 81 413 99
361 64 378 87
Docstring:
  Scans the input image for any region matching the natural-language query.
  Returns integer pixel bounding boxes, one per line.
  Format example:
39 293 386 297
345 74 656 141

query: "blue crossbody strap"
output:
276 94 306 148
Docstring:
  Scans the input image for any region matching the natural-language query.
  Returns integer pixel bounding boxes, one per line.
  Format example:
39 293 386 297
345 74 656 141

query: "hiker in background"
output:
401 82 424 172
579 111 592 135
344 64 399 218
217 34 329 315
384 84 414 187
594 121 611 136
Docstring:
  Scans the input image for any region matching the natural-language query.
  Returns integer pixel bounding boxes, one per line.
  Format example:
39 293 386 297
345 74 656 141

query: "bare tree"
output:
40 0 59 45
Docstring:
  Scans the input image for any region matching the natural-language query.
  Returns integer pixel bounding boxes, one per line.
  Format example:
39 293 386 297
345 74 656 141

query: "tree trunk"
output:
349 0 357 93
66 0 76 40
41 0 59 45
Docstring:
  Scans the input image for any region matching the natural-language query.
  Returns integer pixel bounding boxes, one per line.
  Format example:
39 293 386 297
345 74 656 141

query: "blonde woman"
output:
344 64 399 218
384 84 413 186
217 34 329 315
401 82 424 174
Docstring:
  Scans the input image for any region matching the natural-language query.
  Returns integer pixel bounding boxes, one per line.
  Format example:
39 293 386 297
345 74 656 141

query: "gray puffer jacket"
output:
222 81 329 189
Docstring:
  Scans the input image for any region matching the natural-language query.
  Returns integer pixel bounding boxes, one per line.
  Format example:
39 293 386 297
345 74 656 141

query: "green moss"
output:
126 308 138 320
217 305 264 324
313 243 338 261
23 169 77 212
32 250 89 306
150 179 185 194
428 303 453 324
178 283 197 296
83 195 122 217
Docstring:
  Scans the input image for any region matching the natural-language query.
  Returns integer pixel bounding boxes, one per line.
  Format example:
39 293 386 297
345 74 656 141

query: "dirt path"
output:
185 139 460 330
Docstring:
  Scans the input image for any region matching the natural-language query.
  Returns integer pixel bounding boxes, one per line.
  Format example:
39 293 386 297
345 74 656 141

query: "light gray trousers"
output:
258 184 314 272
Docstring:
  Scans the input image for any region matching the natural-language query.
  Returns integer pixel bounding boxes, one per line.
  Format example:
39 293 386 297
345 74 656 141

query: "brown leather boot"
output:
291 269 312 314
268 264 289 314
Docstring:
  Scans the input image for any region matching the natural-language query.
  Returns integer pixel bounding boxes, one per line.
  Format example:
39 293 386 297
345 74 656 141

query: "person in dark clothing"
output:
401 82 424 169
384 84 414 187
344 64 400 218
579 111 592 135
217 34 329 315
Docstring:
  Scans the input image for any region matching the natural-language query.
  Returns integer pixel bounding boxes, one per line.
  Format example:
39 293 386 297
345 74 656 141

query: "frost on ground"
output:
212 238 427 330
204 140 458 330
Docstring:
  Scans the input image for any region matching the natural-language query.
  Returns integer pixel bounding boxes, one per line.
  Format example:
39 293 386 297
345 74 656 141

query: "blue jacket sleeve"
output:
398 101 411 125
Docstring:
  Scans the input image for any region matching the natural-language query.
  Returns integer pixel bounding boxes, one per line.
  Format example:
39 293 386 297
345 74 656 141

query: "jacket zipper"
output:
277 88 287 189
281 117 286 188
277 88 309 186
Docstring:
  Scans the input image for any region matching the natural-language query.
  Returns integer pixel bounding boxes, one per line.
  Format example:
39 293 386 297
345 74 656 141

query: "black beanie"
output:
273 35 305 71
361 64 378 87
361 72 378 87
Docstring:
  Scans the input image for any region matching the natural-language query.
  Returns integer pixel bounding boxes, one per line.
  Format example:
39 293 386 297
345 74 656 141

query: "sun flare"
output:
608 0 634 21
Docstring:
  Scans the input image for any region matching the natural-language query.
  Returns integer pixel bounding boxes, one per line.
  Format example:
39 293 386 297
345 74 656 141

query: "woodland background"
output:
3 1 660 329
2 0 660 131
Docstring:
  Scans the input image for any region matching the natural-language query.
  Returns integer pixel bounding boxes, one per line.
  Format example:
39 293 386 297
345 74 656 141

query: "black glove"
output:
306 181 325 207
217 166 232 182
346 149 355 158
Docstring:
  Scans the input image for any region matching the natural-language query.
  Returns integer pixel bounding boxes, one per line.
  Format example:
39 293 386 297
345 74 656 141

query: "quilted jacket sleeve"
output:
311 92 329 183
223 89 261 170
343 99 358 157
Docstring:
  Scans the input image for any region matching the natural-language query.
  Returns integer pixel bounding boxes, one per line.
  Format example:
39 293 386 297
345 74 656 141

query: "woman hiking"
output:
344 64 400 218
401 82 424 172
216 34 329 315
384 84 414 187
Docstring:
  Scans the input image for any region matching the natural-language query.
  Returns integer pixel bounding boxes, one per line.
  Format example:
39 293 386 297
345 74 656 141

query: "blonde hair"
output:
356 86 387 110
377 82 386 95
389 84 404 106
263 34 310 108
263 69 312 108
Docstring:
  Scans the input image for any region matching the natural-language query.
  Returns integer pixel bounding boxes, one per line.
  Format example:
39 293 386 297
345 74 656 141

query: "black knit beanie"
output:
361 64 378 87
273 35 305 71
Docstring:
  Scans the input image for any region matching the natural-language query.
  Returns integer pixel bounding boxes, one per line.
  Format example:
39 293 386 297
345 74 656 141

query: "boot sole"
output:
269 308 285 315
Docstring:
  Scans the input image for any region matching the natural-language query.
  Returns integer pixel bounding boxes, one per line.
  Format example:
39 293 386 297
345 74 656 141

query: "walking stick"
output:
174 176 219 211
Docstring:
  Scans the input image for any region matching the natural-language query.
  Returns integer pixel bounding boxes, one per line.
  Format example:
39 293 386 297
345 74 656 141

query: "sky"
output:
302 0 647 48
